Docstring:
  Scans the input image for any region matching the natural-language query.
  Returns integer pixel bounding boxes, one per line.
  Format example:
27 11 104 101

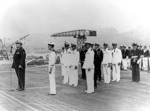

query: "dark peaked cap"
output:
16 41 22 45
103 43 108 46
132 43 137 46
71 43 76 47
112 43 117 46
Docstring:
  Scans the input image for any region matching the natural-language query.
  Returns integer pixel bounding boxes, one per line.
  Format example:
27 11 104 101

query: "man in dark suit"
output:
139 45 144 56
12 42 26 91
121 46 129 70
80 45 87 79
94 43 103 88
131 43 141 82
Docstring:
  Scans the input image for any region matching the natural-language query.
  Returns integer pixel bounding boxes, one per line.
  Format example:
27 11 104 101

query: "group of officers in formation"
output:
12 40 149 95
57 41 146 94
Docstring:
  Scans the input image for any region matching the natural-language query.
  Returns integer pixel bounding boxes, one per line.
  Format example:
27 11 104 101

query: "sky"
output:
0 0 150 45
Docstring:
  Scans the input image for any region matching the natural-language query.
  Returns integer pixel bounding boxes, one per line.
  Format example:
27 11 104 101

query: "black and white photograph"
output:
0 0 150 111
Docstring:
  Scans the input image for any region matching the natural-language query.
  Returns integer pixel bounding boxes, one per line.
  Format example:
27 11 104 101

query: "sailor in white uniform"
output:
102 43 112 84
111 43 122 82
83 41 95 93
70 43 80 87
63 42 72 84
48 42 57 95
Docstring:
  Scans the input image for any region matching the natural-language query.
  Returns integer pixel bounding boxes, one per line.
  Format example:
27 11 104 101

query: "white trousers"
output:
127 58 131 68
122 59 128 70
61 64 65 76
63 66 71 84
112 64 120 82
48 67 56 94
142 57 148 70
102 64 111 83
85 69 94 93
70 66 78 86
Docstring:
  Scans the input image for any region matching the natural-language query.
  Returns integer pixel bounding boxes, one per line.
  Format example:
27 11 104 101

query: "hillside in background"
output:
0 27 144 53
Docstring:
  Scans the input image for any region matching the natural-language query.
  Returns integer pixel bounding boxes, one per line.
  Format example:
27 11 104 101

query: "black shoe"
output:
48 93 56 95
16 88 21 90
18 89 24 91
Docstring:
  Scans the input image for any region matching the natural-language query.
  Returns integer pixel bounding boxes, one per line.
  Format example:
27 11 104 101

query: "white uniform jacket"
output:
83 48 94 69
71 50 79 66
102 48 112 64
48 51 56 70
112 48 122 64
63 48 72 67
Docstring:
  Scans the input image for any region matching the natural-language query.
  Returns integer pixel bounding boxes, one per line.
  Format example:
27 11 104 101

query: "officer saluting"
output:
48 42 57 95
12 41 26 91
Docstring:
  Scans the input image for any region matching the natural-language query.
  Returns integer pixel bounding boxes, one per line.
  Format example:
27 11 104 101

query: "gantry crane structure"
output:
51 29 96 50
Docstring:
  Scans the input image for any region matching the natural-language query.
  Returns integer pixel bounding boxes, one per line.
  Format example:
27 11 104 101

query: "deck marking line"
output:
27 90 80 111
0 91 39 111
140 81 150 85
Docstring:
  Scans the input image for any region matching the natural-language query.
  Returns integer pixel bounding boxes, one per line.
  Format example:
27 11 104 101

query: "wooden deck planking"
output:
0 63 150 111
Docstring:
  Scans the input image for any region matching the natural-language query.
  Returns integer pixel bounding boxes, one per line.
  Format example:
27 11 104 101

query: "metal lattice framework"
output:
51 29 96 50
51 29 96 37
0 34 29 59
7 34 30 49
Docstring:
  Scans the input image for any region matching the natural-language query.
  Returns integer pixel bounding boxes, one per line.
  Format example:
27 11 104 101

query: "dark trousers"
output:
132 63 140 82
81 62 86 79
94 64 101 88
15 68 25 90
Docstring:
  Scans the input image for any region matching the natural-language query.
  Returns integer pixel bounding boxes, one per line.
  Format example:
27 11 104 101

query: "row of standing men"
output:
11 41 141 95
60 42 123 94
120 45 150 71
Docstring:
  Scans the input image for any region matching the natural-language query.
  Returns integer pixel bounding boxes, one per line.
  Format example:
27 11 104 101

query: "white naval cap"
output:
48 42 55 46
85 41 92 45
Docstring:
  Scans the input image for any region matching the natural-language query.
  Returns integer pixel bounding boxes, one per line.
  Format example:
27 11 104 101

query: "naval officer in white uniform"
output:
63 42 72 84
102 43 112 84
111 43 122 82
83 41 95 93
70 43 80 87
48 42 57 95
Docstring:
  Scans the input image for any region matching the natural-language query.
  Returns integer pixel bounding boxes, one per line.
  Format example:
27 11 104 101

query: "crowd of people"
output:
59 42 150 94
11 41 150 95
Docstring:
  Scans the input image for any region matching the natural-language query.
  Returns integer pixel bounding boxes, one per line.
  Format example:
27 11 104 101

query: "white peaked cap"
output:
85 41 92 44
48 42 55 46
